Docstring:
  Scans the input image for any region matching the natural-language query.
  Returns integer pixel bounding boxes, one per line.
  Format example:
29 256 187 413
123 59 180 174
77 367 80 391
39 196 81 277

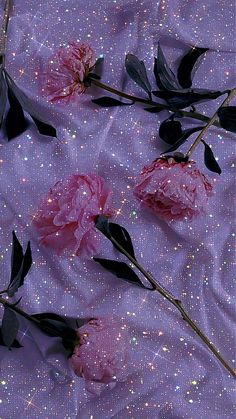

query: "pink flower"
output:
69 317 130 394
134 157 214 222
33 174 113 257
42 42 96 102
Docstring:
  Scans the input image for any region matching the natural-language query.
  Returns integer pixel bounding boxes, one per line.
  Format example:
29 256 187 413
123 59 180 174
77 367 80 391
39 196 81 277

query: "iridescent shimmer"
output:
0 0 235 418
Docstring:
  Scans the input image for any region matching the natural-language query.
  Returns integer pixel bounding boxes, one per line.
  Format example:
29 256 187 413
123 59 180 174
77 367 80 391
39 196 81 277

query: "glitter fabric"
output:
0 0 235 418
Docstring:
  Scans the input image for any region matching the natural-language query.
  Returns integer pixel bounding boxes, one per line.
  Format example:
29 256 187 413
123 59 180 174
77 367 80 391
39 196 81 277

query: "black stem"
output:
106 235 236 378
89 78 221 128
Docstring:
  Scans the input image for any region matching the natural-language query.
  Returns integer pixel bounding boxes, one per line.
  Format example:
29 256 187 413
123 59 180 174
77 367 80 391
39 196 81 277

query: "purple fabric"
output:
0 0 235 418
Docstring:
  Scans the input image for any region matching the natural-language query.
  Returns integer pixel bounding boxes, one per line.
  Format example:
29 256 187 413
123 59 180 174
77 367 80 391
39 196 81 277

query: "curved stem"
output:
109 235 236 378
0 0 12 67
0 296 40 325
0 296 62 337
90 78 221 127
186 88 236 157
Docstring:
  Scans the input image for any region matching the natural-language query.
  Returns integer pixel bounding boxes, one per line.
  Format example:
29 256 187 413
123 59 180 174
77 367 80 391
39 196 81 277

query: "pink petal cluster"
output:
69 317 130 394
42 42 96 102
134 157 214 222
33 173 113 257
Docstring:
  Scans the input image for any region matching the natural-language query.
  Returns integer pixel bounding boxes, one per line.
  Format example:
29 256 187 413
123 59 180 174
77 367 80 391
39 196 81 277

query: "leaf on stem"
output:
96 216 137 260
109 223 136 260
218 106 236 133
93 258 147 288
4 70 57 139
0 70 7 127
0 328 22 348
152 88 224 109
159 119 182 144
5 86 28 140
163 126 204 153
125 54 152 96
92 97 133 107
31 312 73 337
201 140 221 174
177 46 208 88
92 57 104 77
95 215 111 238
7 232 32 297
154 43 181 91
31 117 57 137
143 106 163 113
1 307 19 348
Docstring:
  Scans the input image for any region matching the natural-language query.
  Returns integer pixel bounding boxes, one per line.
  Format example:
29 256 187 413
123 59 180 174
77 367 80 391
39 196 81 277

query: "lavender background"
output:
0 0 235 418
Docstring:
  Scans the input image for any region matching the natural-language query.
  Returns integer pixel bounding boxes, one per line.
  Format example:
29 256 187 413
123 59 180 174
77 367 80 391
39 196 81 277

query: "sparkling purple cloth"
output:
0 1 235 417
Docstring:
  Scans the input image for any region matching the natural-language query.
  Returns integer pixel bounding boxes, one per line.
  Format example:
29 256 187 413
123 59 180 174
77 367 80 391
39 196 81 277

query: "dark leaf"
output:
93 57 104 77
144 106 163 113
61 328 78 353
177 46 208 88
20 241 32 281
159 119 182 144
10 231 24 285
31 117 57 137
0 328 23 348
1 307 19 348
93 257 149 288
154 43 181 91
153 88 225 109
95 215 111 239
8 240 32 297
218 106 236 133
32 312 68 324
164 126 204 153
0 70 7 126
4 70 57 137
201 140 221 174
125 54 152 95
92 97 133 107
109 223 136 260
32 313 73 338
5 86 28 140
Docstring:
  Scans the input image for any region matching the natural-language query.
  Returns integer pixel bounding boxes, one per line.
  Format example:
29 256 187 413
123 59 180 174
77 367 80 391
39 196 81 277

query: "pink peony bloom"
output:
33 173 113 257
134 157 214 222
69 317 130 395
42 42 96 102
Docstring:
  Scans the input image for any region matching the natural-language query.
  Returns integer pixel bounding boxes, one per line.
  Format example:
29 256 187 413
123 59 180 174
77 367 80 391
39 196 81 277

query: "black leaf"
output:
0 70 7 126
143 106 163 113
1 307 19 348
92 57 104 77
164 126 204 153
32 313 74 338
4 70 57 138
31 117 57 138
159 119 182 144
177 46 208 88
92 97 133 107
153 88 225 109
154 43 181 91
125 54 152 96
5 86 28 140
0 328 22 348
8 238 32 297
201 140 221 174
61 328 78 353
95 215 111 239
93 257 150 289
109 223 136 260
218 106 236 133
10 231 24 285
